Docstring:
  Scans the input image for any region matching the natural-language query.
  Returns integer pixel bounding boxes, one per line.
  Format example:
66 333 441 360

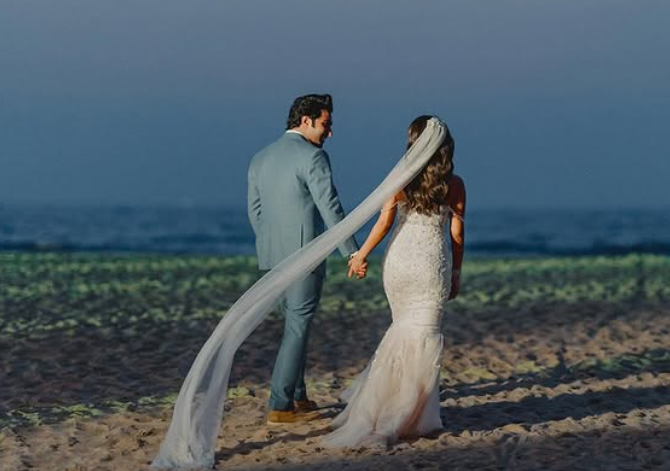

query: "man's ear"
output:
301 115 312 127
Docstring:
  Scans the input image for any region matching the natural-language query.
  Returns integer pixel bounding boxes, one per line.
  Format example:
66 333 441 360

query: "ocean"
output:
1 204 668 258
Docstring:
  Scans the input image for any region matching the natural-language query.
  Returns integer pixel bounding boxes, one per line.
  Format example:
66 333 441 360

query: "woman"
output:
324 115 466 448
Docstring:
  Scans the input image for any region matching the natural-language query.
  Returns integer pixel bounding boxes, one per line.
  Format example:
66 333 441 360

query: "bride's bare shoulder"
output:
450 174 465 188
449 175 465 194
446 174 466 205
380 191 407 213
395 190 408 202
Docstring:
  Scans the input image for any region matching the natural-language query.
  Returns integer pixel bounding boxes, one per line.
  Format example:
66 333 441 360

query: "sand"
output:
1 253 670 470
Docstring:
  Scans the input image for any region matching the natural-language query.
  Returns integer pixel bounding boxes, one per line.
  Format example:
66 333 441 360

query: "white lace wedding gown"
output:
323 201 454 448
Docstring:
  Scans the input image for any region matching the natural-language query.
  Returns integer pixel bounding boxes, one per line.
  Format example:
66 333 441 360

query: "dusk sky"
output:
1 0 668 210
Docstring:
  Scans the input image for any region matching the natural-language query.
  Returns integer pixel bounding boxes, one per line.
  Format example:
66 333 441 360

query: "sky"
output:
1 0 668 211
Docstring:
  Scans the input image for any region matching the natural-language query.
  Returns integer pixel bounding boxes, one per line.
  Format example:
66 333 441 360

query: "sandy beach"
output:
1 253 670 470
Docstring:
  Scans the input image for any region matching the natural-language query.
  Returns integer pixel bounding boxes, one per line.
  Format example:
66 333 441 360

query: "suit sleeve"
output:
304 150 359 257
247 162 262 235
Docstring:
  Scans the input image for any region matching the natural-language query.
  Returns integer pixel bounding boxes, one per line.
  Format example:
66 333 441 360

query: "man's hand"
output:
348 256 368 279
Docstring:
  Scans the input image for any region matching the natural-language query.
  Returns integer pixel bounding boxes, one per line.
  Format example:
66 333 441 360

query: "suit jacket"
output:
247 132 359 276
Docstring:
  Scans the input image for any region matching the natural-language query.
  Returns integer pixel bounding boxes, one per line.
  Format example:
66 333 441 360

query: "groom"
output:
247 93 363 424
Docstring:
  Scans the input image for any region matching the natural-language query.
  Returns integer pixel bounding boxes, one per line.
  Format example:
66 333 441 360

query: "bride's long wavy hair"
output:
404 115 455 215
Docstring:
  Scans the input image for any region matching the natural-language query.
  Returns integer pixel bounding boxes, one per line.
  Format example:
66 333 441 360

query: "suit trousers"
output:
268 272 324 411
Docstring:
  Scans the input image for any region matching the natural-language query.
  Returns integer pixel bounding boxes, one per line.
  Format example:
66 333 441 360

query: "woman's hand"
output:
348 256 368 279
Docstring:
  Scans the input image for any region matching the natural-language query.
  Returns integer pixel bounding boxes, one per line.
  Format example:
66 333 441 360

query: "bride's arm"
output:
348 193 402 278
448 176 466 299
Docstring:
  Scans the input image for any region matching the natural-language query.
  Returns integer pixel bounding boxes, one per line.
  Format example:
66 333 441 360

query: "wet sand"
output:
1 253 669 470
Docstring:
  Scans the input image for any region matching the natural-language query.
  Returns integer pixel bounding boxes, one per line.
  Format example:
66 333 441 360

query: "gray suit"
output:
247 131 358 410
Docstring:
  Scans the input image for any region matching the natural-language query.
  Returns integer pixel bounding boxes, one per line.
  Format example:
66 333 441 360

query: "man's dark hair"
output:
286 94 333 130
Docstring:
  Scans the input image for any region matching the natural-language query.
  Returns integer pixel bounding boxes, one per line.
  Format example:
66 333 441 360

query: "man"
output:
247 94 364 424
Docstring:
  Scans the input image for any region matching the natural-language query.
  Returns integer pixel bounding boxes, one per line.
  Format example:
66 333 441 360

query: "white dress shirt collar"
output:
286 129 308 139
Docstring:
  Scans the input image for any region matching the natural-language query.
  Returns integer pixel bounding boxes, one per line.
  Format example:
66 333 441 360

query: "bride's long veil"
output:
151 118 448 469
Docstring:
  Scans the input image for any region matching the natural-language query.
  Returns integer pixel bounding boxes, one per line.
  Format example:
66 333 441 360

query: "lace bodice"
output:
381 201 453 330
398 201 462 229
396 201 453 228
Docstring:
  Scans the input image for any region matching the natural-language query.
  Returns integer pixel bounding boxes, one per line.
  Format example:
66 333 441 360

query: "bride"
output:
152 116 458 469
324 115 466 447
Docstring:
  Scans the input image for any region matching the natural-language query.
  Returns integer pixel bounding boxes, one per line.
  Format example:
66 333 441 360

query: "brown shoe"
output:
267 409 321 425
294 399 319 412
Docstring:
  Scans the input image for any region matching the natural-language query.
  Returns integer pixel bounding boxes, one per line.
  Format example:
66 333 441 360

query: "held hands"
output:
348 255 368 279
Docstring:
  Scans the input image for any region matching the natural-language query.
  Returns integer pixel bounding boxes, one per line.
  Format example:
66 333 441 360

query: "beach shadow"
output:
441 384 670 435
0 317 250 424
214 428 329 467
220 424 670 471
441 348 670 401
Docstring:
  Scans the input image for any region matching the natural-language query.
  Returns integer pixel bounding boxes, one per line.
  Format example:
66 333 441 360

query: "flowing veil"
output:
151 117 448 469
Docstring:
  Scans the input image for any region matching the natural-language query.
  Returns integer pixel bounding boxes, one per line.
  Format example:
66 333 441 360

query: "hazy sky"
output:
1 0 668 210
